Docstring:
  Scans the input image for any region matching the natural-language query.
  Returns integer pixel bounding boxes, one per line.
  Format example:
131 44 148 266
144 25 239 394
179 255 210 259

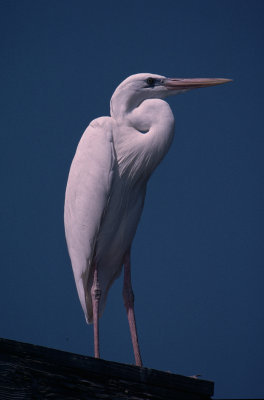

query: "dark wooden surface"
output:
0 337 214 399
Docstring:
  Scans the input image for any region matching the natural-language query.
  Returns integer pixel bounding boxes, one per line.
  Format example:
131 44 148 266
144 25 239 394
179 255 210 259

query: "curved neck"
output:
112 99 175 183
110 87 144 119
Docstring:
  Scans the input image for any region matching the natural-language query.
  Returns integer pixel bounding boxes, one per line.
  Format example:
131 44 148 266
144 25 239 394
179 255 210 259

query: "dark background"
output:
1 1 264 398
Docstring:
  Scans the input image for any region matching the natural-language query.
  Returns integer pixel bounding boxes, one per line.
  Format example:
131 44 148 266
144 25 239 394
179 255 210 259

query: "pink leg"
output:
91 262 101 358
123 249 143 367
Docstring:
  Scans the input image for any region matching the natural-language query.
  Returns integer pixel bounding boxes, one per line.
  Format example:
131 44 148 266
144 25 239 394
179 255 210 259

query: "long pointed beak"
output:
164 77 232 90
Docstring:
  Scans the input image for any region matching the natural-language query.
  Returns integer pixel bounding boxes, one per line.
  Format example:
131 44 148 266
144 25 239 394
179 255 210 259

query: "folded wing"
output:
64 117 115 322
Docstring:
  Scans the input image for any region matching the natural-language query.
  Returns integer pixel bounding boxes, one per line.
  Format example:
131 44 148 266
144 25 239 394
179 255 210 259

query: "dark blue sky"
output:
1 1 264 398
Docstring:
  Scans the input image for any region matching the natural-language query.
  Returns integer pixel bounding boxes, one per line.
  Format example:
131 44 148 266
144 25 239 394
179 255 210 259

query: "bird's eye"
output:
146 77 155 86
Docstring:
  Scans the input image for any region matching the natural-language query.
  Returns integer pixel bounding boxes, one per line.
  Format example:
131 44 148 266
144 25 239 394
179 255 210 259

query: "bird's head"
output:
110 73 231 118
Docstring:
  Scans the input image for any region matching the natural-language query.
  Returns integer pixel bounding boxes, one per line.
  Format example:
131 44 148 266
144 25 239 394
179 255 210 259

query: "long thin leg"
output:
91 262 101 358
122 249 143 367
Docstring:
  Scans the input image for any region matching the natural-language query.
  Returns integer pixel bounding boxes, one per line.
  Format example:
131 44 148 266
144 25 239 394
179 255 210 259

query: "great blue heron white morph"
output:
64 73 231 366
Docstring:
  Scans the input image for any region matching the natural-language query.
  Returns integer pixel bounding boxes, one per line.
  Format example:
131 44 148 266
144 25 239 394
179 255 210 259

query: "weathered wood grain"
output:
0 338 214 399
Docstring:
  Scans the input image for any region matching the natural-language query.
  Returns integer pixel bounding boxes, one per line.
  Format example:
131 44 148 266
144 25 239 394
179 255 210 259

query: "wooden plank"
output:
0 338 214 399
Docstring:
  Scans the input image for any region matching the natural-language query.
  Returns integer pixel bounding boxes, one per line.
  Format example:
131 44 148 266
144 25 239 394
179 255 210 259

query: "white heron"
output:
64 73 231 366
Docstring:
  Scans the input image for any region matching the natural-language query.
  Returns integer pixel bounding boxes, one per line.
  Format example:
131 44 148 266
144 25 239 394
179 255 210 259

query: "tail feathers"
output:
74 262 123 324
75 276 91 322
76 277 106 324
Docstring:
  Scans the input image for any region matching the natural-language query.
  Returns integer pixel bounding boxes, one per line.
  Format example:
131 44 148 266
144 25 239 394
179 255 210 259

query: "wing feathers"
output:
64 117 114 321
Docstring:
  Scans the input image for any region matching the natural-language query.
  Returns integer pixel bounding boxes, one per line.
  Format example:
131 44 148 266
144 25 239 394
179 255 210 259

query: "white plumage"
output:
64 73 231 364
